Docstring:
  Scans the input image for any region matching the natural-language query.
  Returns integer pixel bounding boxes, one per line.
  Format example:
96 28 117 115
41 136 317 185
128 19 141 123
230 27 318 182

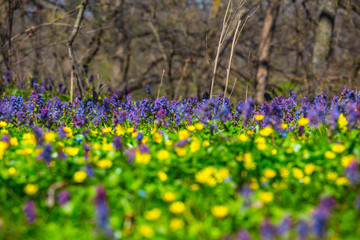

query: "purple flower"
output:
355 193 360 210
319 197 336 210
57 190 71 206
32 126 44 145
297 220 308 240
277 217 291 236
93 186 113 236
312 208 329 238
23 200 36 224
260 219 277 239
39 144 52 164
237 229 252 240
345 160 360 184
125 149 136 164
113 136 123 151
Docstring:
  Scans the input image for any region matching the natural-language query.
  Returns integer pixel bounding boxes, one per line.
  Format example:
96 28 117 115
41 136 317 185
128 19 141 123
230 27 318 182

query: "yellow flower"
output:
325 151 336 159
142 136 149 144
190 184 200 191
127 127 134 133
238 134 249 142
255 114 265 121
174 147 186 157
16 147 33 155
169 201 185 214
135 151 151 164
116 125 125 136
139 224 154 238
10 137 18 146
157 150 170 160
331 144 346 153
336 177 348 185
264 169 276 179
74 170 87 183
65 147 79 156
211 205 229 218
153 132 163 143
271 149 277 155
93 143 101 150
215 168 230 183
24 184 38 195
259 127 273 137
293 168 304 180
23 133 36 145
186 125 195 131
298 117 309 126
280 123 288 129
259 192 274 203
341 155 355 168
144 208 161 221
44 132 56 142
178 130 190 140
102 143 114 151
303 176 311 184
190 141 200 153
163 192 176 202
202 140 210 147
132 131 138 139
91 130 98 136
304 163 316 175
96 159 112 169
0 121 7 127
326 172 338 180
257 143 267 151
170 218 184 231
206 177 217 187
249 180 259 190
63 126 72 133
244 153 256 170
157 171 168 181
8 167 16 176
102 127 112 134
195 122 204 131
338 113 348 129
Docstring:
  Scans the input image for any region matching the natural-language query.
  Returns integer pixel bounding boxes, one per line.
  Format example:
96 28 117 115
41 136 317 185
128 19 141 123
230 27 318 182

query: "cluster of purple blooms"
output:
0 88 360 130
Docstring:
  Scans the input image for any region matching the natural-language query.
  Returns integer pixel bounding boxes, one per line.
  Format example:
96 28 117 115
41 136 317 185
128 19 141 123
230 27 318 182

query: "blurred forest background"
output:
0 0 360 103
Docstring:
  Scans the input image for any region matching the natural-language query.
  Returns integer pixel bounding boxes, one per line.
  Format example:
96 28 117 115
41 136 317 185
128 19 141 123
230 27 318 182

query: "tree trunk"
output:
112 0 129 91
312 0 338 94
255 0 280 104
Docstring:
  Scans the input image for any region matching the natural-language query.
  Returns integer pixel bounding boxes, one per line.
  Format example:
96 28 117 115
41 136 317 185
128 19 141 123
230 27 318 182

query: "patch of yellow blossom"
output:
73 170 87 183
211 205 229 218
169 201 186 214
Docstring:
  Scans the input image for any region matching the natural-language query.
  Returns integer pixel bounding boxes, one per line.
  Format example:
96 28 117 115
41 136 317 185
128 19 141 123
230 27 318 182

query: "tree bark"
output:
255 0 280 104
312 0 338 94
67 0 88 101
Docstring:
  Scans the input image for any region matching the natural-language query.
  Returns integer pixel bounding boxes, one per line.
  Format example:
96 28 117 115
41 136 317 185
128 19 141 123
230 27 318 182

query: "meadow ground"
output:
1 89 360 239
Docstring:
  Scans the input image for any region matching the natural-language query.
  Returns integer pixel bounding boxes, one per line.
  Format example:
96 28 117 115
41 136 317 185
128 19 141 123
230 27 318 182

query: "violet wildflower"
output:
237 229 252 240
297 220 308 240
355 194 360 210
113 135 123 151
312 207 328 238
23 200 36 224
260 219 277 240
345 160 360 184
277 217 291 236
93 186 113 236
57 190 71 206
